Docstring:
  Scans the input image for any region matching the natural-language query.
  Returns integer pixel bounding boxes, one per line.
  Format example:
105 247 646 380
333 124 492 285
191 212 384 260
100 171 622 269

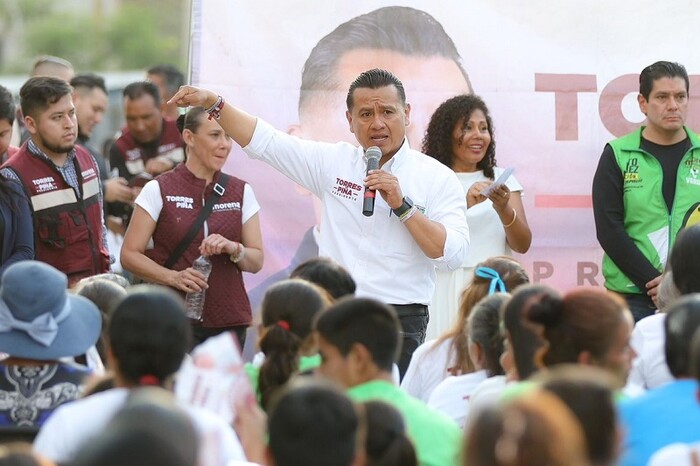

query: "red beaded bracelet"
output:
205 95 224 120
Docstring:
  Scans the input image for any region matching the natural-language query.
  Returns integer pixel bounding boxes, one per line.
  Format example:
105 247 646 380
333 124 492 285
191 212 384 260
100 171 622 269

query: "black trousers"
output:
620 292 656 323
390 303 429 380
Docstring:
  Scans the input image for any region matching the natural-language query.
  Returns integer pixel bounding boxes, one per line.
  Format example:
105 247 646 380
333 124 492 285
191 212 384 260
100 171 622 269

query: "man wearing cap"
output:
0 260 101 428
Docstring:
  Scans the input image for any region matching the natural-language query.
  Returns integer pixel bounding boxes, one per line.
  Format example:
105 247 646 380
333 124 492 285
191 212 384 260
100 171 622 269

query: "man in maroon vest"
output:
1 77 110 286
108 81 184 226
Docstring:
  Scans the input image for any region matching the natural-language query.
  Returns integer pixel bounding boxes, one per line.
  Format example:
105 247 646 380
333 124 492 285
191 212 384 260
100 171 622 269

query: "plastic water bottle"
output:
184 255 212 320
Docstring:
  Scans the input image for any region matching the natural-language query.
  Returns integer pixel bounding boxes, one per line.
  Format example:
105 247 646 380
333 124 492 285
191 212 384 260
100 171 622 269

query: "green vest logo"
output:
624 158 641 182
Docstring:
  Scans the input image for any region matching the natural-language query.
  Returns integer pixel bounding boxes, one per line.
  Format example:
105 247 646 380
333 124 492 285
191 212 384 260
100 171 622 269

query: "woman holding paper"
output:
422 94 531 337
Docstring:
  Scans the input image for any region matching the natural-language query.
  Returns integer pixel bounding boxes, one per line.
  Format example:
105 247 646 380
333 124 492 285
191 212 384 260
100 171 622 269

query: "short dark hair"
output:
108 285 191 386
362 400 417 466
639 61 689 100
300 6 471 114
70 73 107 95
19 76 73 120
468 294 508 377
346 68 405 111
423 94 497 179
315 297 400 372
267 379 359 466
665 294 700 378
502 284 558 380
0 85 15 125
123 81 161 106
670 225 700 294
290 256 356 300
147 64 185 99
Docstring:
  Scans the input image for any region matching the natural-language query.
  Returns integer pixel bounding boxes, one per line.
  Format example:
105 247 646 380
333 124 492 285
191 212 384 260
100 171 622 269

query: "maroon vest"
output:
145 164 252 327
4 143 110 282
114 119 185 177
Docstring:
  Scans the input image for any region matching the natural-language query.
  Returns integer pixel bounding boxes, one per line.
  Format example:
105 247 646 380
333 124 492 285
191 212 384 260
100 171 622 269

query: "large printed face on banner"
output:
193 1 700 295
293 48 471 148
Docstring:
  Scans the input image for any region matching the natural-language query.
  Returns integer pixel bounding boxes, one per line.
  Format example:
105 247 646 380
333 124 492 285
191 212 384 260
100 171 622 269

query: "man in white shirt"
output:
169 68 470 376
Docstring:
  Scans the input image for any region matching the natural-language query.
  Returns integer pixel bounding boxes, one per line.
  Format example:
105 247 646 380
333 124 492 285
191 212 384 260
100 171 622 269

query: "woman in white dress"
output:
422 95 532 338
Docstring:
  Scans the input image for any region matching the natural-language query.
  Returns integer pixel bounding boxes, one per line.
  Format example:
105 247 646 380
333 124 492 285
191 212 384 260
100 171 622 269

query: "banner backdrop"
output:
190 0 700 298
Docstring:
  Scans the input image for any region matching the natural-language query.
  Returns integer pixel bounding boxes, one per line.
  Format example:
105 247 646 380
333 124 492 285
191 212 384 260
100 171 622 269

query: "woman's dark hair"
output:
176 106 207 134
422 94 497 178
670 224 700 294
290 256 356 300
433 256 528 376
666 295 700 378
108 285 191 387
464 391 589 466
258 279 330 409
502 284 559 380
535 365 619 466
362 400 417 466
468 294 508 377
527 288 629 369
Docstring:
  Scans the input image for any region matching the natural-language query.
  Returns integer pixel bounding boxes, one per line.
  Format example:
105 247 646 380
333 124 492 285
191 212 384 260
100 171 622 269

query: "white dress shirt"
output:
244 119 469 305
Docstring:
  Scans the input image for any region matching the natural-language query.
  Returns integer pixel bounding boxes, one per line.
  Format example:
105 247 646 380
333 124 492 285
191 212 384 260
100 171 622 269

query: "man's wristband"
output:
399 205 418 223
392 196 414 218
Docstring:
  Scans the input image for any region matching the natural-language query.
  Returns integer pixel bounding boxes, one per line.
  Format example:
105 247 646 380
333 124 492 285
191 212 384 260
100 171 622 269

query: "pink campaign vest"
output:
145 164 252 327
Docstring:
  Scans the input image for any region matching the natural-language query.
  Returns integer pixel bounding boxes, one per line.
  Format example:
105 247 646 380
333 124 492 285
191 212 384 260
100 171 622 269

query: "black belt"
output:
389 303 428 314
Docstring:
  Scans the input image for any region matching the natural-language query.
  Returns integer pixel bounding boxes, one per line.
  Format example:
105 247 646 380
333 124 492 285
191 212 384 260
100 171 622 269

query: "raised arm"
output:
169 86 257 147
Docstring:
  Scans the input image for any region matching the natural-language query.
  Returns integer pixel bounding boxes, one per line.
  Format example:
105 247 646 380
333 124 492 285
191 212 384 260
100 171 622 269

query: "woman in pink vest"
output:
121 106 264 348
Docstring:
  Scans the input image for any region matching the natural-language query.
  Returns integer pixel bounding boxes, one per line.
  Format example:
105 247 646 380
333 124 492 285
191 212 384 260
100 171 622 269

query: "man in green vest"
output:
593 61 700 322
315 297 462 466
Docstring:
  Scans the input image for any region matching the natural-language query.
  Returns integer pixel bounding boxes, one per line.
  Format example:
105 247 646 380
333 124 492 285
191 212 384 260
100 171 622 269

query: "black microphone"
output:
363 146 382 217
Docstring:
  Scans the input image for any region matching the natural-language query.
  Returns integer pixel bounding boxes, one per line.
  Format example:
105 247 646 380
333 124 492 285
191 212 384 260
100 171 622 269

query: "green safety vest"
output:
603 126 700 293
